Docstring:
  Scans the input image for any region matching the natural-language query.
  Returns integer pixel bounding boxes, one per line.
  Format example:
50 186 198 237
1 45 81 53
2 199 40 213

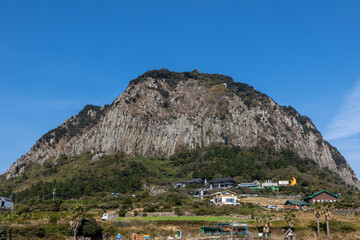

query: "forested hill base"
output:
3 69 359 188
0 145 358 203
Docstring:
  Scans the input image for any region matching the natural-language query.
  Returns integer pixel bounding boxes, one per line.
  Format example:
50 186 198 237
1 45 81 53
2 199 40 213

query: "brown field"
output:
240 196 289 208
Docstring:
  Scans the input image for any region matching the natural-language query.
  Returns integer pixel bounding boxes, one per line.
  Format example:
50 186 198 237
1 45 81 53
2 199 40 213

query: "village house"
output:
175 178 205 188
211 191 239 205
210 177 237 189
278 180 289 186
303 190 340 203
238 180 261 188
0 197 13 211
284 200 309 210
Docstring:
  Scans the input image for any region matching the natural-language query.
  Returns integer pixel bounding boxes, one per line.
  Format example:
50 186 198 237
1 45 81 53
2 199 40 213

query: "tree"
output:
69 203 84 240
284 210 296 239
79 218 103 238
311 202 323 238
323 202 334 238
255 211 273 239
284 209 296 229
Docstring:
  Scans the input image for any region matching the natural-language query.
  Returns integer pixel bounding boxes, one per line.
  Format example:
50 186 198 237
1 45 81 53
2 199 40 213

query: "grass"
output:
117 216 249 222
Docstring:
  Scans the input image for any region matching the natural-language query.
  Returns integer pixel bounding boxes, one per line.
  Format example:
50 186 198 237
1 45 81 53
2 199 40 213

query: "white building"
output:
211 191 239 205
278 180 289 186
0 197 13 211
261 180 278 188
101 213 115 221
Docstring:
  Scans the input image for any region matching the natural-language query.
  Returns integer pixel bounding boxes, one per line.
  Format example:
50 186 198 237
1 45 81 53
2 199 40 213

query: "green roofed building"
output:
284 200 309 206
303 190 340 204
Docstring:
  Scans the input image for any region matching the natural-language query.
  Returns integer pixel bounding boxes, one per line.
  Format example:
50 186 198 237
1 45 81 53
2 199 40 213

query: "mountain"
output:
3 69 359 188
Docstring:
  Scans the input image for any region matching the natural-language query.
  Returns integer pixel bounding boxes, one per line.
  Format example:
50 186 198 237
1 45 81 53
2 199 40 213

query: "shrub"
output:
79 218 103 238
101 201 120 210
51 199 62 211
331 221 357 233
143 205 157 212
35 227 46 238
15 205 31 215
134 210 139 216
174 207 184 216
118 208 127 217
123 197 132 205
0 224 11 240
49 214 59 224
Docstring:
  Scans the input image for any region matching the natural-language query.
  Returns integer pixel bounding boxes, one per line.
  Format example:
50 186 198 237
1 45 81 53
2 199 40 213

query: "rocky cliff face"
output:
5 69 359 188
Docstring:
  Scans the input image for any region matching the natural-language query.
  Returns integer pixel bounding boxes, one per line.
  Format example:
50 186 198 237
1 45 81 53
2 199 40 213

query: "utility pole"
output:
52 188 56 201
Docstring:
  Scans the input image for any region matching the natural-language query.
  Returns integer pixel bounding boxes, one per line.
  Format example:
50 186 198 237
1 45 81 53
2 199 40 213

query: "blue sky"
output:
1 1 360 178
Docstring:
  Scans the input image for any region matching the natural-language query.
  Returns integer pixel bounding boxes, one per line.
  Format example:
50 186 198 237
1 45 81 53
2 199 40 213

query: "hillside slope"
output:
4 69 359 188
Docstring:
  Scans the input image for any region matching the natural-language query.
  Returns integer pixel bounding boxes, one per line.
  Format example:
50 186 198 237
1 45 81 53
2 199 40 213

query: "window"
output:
1 201 4 207
226 198 235 203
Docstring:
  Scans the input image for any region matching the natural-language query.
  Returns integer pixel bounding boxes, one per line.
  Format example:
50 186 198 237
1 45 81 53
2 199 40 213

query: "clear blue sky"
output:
1 1 360 178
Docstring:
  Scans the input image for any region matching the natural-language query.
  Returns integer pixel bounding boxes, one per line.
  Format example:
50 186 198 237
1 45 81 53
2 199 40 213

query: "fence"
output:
239 194 303 199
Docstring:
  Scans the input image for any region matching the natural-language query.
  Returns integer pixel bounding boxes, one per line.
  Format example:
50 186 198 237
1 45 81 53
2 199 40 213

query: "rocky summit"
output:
4 69 359 188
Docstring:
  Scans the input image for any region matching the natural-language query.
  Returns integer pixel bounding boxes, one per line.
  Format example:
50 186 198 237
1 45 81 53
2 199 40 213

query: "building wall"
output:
0 200 13 210
307 192 339 203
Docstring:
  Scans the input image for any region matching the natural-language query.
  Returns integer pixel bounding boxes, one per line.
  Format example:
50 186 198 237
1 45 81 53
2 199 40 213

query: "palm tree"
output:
311 202 323 238
284 209 296 229
255 211 273 239
323 202 334 238
69 203 84 240
284 210 296 239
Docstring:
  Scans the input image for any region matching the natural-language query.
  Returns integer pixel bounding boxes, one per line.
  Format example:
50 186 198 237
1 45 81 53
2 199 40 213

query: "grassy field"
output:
117 215 249 222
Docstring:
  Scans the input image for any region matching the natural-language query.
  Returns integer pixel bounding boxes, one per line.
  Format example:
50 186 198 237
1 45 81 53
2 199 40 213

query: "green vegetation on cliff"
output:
0 144 357 203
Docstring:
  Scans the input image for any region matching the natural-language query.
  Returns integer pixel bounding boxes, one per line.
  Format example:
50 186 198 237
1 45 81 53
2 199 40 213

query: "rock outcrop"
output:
4 69 359 188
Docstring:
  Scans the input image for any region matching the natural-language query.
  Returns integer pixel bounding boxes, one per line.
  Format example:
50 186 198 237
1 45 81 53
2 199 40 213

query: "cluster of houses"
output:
284 190 340 209
175 178 341 209
175 177 237 189
175 177 296 191
206 190 341 208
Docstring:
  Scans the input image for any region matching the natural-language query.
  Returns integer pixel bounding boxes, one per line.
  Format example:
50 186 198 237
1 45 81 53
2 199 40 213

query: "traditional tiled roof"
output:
184 178 204 184
303 190 339 200
210 177 235 183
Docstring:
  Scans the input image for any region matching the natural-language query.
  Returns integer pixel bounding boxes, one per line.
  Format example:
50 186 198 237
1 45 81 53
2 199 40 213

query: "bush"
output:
101 201 120 210
307 220 356 233
192 206 211 216
15 205 31 215
118 208 127 217
49 214 59 224
174 207 184 216
0 224 11 240
79 218 103 238
35 227 46 238
51 199 62 211
123 197 132 205
331 221 357 233
143 205 157 212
